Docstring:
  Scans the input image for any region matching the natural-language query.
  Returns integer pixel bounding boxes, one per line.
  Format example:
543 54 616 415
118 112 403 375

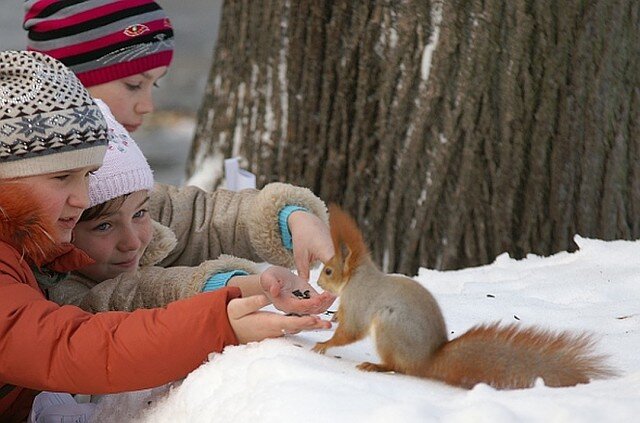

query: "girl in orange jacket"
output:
0 51 329 423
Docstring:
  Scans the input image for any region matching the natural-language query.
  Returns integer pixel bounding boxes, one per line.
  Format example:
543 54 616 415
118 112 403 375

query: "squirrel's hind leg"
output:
368 315 422 376
355 319 405 374
357 362 394 373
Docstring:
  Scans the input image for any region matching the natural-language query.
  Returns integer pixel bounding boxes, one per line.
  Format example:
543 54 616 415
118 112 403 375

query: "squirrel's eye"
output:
324 267 333 276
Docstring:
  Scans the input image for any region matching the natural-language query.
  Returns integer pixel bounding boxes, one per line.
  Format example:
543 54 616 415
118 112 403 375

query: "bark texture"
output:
190 0 640 274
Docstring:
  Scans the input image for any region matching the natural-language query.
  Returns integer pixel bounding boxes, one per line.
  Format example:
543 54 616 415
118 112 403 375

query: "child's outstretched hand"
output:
227 295 331 344
260 266 336 315
288 211 335 281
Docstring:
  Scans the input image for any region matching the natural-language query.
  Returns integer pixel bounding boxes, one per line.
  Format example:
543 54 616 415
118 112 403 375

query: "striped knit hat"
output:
0 50 108 179
24 0 174 88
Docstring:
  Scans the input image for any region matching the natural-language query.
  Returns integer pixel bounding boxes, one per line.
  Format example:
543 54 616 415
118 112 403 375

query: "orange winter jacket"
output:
0 185 241 421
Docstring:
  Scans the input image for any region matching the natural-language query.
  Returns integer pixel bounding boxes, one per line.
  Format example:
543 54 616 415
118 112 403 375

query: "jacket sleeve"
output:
0 255 241 394
49 255 260 312
149 182 328 269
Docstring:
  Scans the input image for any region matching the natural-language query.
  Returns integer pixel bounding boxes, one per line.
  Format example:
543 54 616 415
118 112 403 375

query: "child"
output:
0 50 329 423
50 100 335 315
24 0 335 282
24 0 174 132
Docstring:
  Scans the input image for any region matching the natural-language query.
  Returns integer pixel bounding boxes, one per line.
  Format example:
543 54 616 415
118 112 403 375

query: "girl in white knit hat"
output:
56 101 335 315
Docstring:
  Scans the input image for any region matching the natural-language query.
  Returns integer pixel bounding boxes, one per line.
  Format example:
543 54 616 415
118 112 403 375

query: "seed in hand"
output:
292 289 311 299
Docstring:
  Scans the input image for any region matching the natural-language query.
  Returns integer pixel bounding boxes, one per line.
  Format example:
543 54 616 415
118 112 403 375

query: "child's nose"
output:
118 226 142 252
68 179 91 209
134 92 154 115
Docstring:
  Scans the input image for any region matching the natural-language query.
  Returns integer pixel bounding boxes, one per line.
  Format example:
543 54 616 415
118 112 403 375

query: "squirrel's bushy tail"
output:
425 323 616 390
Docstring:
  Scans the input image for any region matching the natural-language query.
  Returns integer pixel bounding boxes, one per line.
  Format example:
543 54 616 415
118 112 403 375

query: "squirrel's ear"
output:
330 240 343 267
341 242 355 277
337 241 349 264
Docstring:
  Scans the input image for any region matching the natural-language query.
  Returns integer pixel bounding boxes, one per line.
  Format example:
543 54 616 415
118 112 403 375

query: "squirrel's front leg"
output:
312 323 364 354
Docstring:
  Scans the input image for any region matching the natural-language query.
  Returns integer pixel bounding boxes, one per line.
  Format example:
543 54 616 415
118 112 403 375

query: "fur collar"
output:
0 183 93 271
139 219 178 267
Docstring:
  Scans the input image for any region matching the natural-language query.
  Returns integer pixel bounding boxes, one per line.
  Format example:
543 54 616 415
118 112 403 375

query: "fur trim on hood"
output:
0 183 93 271
0 183 60 266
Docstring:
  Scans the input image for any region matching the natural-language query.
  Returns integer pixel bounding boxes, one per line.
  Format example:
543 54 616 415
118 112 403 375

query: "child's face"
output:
87 66 168 133
12 166 98 244
72 190 153 282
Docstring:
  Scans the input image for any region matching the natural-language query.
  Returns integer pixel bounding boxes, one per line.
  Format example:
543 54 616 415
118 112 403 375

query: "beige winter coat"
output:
48 182 328 312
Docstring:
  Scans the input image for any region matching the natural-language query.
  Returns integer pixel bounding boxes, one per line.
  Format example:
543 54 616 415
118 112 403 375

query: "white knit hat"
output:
88 99 154 208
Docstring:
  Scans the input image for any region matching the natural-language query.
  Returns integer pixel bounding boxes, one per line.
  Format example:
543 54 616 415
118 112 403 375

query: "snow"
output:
277 1 290 161
232 83 246 158
186 153 225 190
420 1 443 82
262 65 275 147
95 235 640 422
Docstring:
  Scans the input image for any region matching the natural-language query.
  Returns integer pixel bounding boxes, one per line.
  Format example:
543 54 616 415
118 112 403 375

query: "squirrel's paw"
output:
357 362 394 373
312 342 329 354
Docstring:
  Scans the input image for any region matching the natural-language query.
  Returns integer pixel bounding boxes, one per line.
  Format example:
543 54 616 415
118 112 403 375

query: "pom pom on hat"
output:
89 99 154 208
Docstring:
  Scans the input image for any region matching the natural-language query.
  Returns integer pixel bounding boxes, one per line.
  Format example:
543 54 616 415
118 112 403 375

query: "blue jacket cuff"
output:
278 205 309 250
202 270 249 292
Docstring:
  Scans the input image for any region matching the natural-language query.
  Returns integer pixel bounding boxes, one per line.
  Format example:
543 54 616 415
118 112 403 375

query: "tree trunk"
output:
189 0 640 274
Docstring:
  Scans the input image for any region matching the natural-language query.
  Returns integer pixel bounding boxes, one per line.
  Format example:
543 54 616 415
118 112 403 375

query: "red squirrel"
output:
312 205 615 390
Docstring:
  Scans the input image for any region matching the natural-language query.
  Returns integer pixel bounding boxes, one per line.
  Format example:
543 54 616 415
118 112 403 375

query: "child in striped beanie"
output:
24 0 174 132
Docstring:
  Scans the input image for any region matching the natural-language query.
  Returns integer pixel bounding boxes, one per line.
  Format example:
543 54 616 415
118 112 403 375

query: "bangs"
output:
80 194 129 221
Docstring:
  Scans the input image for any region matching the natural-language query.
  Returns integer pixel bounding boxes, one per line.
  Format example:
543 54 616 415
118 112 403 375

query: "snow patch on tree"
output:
421 1 443 82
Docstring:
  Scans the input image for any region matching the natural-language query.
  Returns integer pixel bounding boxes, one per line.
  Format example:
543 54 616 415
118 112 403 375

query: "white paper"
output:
224 157 256 191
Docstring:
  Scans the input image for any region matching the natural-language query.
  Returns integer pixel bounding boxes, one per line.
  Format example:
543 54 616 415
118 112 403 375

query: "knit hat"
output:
0 50 108 179
24 0 174 88
89 99 154 207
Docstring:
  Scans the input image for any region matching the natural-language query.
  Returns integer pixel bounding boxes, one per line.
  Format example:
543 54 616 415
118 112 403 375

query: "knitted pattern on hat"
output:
24 0 174 87
0 50 108 179
89 99 154 207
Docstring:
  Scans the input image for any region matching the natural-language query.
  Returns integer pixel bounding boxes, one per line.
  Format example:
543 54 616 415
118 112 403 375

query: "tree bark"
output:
190 0 640 274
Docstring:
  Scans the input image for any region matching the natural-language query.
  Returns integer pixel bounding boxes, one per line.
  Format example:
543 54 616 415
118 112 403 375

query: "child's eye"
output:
133 209 148 219
94 222 111 232
153 81 160 88
54 174 69 181
125 83 142 91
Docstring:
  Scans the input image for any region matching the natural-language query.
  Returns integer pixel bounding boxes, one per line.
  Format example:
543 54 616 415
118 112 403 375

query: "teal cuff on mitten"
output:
278 205 309 250
202 270 249 292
